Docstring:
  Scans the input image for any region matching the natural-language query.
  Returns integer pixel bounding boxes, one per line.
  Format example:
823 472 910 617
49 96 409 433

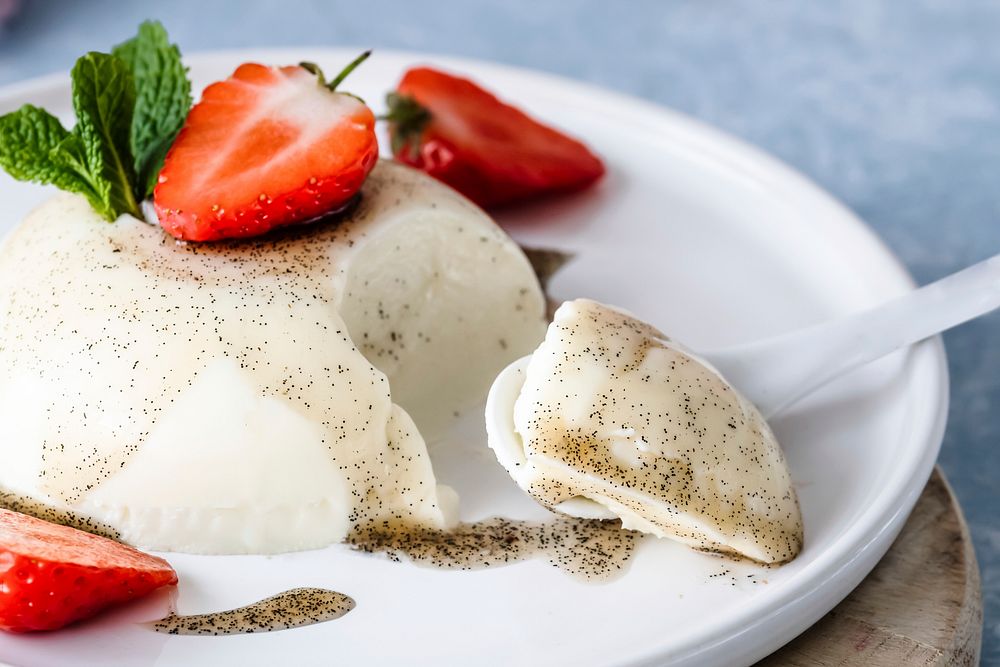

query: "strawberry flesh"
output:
0 509 177 633
390 67 605 208
154 63 378 242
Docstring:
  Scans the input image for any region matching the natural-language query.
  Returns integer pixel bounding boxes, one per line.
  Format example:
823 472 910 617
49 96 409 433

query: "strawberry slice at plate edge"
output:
0 508 177 633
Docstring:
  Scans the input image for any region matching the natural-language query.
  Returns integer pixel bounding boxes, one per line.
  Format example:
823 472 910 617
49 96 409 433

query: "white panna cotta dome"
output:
0 160 547 554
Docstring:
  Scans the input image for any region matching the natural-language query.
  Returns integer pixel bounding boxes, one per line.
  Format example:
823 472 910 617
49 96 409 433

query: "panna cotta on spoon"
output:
488 252 1000 563
487 299 803 564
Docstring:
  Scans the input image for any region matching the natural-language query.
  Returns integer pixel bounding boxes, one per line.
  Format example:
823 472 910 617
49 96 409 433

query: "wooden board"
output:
757 467 983 666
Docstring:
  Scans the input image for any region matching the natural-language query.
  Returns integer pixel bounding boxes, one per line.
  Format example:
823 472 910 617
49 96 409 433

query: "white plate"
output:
0 49 947 667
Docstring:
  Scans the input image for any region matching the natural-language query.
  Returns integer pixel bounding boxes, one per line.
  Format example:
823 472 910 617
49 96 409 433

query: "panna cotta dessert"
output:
0 161 547 554
488 299 802 564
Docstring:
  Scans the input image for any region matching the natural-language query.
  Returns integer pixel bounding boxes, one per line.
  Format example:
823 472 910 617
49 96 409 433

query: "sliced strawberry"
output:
387 67 605 208
0 509 177 632
154 53 378 242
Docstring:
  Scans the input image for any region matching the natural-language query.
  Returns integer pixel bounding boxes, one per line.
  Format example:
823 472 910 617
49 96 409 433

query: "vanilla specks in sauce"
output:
349 514 641 581
150 588 354 635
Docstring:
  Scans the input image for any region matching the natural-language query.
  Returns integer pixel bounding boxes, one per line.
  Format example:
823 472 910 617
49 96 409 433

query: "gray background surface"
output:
1 1 997 662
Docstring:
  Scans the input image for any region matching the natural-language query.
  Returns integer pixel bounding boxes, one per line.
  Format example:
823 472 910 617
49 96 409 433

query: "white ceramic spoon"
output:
486 253 1000 520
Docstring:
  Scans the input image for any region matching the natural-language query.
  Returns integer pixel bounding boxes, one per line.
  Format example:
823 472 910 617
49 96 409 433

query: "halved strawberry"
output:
154 53 378 242
386 67 605 208
0 509 177 632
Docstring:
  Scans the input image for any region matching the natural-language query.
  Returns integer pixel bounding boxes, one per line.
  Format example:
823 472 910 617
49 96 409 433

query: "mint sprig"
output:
0 20 190 221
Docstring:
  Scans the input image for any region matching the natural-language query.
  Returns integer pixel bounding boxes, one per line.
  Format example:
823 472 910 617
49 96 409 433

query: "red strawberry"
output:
154 53 378 242
386 67 605 208
0 509 177 632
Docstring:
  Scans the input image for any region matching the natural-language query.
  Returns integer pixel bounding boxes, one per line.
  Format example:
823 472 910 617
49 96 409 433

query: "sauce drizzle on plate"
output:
150 588 355 636
349 515 641 581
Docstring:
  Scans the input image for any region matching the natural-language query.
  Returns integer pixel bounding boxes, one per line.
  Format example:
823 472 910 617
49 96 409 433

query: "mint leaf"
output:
113 20 191 197
0 105 92 195
0 105 116 217
70 52 141 221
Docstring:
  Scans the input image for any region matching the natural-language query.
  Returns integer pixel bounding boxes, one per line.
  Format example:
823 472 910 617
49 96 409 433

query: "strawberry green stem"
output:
326 50 372 92
382 92 432 156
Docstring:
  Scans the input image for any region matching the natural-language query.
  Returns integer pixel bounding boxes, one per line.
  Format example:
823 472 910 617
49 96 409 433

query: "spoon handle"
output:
705 253 1000 418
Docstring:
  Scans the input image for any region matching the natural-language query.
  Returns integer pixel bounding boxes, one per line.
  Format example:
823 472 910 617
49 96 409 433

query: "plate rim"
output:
0 48 949 667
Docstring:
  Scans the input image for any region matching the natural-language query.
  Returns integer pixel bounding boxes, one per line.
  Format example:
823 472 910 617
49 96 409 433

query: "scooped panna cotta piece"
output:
0 160 546 554
494 299 802 564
